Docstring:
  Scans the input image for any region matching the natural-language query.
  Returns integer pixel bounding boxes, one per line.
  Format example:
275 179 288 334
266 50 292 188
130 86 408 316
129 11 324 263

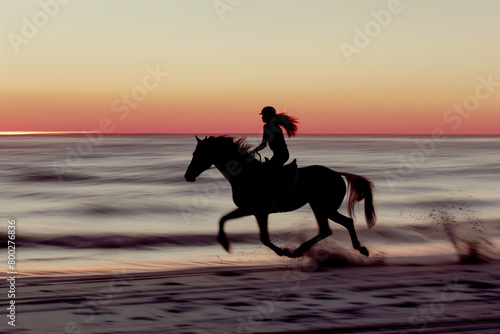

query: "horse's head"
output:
184 136 214 182
185 135 252 182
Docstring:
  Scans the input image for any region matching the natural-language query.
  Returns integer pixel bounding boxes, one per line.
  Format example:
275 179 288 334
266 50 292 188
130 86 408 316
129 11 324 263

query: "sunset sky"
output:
1 0 499 135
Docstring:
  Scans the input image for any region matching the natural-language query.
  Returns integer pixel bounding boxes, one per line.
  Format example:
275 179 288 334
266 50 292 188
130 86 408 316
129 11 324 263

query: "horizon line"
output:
0 131 499 137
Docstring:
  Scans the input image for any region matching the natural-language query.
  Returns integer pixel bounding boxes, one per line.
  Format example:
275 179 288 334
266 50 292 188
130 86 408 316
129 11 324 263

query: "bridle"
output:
253 151 262 163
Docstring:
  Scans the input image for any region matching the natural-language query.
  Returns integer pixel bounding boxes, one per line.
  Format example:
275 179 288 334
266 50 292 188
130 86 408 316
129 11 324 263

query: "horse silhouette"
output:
184 136 376 258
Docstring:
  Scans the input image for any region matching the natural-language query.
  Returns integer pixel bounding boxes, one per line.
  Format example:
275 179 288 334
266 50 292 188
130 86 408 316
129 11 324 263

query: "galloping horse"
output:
184 136 376 258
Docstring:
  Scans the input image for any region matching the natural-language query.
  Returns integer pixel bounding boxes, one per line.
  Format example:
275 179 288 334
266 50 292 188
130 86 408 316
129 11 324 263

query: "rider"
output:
250 106 298 168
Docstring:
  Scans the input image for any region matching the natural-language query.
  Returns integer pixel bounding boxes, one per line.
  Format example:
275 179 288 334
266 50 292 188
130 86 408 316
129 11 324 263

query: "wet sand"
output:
6 256 500 334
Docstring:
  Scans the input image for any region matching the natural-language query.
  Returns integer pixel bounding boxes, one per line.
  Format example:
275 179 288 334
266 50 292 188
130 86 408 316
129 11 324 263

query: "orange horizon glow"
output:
0 131 97 136
1 1 499 135
0 131 499 137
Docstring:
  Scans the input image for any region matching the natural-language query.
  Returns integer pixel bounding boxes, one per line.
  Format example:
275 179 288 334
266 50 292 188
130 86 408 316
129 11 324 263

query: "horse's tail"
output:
340 172 376 229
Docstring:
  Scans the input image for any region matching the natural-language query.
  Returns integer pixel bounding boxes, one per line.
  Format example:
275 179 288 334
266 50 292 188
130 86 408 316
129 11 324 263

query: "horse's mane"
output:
233 138 252 152
210 136 253 160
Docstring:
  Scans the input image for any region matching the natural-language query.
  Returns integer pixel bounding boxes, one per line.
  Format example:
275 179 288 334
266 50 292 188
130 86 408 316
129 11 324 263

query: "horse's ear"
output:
204 136 208 140
195 135 201 143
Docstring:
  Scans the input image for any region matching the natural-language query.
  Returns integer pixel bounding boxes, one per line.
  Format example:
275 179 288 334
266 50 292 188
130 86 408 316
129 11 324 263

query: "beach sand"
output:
6 254 500 334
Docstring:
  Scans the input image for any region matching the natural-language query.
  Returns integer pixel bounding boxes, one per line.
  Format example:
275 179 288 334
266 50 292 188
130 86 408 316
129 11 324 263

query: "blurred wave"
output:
0 232 258 249
1 135 499 274
1 219 496 251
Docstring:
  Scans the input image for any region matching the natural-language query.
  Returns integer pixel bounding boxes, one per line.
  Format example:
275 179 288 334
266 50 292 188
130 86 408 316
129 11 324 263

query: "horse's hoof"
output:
217 235 230 253
277 248 293 257
359 246 369 257
284 249 295 258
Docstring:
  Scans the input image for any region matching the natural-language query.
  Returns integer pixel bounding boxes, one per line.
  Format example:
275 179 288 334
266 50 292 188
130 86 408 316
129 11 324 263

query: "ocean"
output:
1 135 498 276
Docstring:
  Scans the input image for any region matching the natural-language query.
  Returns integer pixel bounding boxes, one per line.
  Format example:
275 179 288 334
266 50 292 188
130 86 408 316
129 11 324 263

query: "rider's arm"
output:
251 128 268 154
253 141 267 153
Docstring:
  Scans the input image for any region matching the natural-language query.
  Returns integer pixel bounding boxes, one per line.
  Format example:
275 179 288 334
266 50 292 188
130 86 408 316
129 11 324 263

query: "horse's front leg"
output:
218 208 251 252
255 214 293 257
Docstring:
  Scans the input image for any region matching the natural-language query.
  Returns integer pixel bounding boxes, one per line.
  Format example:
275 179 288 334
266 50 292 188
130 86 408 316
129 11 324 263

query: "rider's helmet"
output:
260 106 277 118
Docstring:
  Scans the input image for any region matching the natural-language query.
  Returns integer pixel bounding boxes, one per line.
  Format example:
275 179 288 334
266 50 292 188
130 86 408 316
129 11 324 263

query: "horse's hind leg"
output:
292 205 332 258
330 211 369 257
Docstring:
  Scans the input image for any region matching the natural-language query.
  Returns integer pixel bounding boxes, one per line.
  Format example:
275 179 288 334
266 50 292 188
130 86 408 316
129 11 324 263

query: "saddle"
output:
261 159 299 194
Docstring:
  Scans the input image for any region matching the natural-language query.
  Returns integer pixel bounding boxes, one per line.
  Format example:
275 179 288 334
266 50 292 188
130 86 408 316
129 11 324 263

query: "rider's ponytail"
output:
276 113 299 137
